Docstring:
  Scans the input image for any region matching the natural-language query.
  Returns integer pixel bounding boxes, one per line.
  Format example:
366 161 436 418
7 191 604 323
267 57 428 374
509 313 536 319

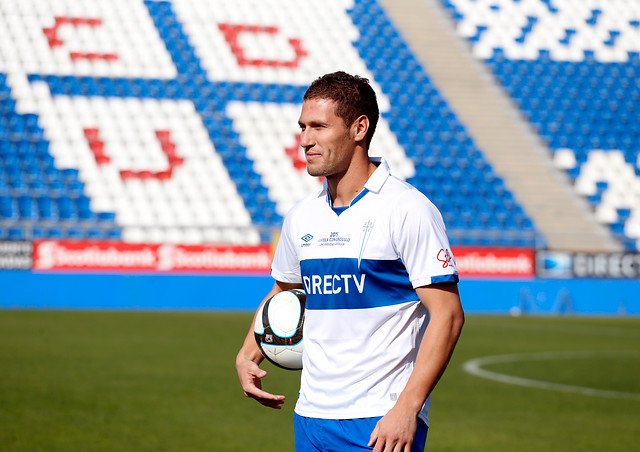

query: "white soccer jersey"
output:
271 158 458 425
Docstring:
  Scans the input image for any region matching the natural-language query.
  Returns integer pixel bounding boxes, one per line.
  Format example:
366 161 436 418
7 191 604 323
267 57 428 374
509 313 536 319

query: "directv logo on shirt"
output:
302 273 366 295
300 258 418 310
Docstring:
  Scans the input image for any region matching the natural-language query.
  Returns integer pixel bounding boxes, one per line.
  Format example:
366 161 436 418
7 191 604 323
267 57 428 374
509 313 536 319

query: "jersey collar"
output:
317 157 391 204
364 157 390 194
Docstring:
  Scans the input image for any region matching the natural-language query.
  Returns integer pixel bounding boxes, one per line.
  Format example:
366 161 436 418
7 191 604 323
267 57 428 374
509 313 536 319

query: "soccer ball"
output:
254 289 306 370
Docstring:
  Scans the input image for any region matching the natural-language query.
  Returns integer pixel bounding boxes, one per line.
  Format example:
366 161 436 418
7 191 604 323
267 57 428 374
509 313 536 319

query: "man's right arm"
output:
235 280 303 409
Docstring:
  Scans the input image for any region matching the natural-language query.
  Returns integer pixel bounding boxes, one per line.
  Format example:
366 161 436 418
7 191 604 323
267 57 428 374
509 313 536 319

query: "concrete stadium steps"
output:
379 0 621 252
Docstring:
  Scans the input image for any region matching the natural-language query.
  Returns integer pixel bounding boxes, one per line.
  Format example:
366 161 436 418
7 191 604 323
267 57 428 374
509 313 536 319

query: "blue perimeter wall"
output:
1 271 638 315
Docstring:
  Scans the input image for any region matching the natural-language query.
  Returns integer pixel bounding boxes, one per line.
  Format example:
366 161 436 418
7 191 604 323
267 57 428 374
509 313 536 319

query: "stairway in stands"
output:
380 0 621 252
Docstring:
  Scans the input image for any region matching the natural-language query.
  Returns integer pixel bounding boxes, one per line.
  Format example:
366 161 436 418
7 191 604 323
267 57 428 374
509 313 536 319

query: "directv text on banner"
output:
573 252 640 278
536 251 640 278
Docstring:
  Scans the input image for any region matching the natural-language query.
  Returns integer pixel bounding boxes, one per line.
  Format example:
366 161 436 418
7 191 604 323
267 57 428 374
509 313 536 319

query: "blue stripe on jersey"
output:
300 258 417 310
431 274 459 284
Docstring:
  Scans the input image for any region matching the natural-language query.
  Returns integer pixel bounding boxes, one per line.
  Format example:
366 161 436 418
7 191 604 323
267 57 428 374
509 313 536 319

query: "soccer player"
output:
236 71 464 451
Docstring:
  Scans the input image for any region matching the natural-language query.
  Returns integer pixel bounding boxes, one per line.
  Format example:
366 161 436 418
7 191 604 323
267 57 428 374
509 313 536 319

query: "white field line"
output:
463 351 640 401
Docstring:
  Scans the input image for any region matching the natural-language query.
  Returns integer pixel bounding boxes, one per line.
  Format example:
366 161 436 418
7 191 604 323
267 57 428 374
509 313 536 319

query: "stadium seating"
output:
0 0 548 247
442 0 640 250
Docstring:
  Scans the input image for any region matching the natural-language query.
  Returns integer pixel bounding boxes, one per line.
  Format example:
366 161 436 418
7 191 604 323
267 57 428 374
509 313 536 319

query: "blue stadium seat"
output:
7 227 25 240
31 226 46 239
46 227 63 239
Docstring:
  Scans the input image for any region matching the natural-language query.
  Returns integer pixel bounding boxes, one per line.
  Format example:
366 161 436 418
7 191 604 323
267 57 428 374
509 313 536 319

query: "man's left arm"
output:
369 282 464 451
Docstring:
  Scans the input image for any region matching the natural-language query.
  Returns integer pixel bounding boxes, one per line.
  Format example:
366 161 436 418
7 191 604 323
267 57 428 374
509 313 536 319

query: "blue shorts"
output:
294 413 428 451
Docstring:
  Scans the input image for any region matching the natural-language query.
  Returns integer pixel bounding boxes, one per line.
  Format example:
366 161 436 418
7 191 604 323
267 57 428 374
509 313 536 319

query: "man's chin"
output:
306 166 325 177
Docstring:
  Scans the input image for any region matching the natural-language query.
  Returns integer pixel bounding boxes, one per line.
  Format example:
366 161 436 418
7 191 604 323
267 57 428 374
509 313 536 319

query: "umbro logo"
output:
301 234 314 242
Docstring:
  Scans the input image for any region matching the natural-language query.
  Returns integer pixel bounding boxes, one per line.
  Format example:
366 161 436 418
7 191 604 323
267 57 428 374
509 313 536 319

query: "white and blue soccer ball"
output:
254 289 306 370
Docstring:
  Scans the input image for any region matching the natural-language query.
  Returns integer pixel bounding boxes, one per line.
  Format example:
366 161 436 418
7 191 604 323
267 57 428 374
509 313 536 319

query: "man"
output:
236 71 464 451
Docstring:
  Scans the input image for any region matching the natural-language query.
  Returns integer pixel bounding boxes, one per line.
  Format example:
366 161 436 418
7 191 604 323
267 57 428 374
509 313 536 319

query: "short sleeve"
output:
271 212 302 283
390 189 458 288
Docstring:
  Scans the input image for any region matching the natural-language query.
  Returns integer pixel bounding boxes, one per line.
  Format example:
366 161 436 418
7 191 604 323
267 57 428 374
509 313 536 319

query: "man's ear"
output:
352 115 369 143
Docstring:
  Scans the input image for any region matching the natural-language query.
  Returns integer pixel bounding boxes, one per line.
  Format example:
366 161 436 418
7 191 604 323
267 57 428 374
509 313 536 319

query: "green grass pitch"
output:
1 310 639 451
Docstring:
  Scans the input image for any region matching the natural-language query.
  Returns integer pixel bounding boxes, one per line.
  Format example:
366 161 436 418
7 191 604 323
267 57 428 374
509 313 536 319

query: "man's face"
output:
298 98 355 178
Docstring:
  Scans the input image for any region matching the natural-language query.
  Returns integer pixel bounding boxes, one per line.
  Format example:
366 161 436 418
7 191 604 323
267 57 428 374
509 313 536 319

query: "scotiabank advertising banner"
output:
30 240 535 278
453 247 536 278
32 240 272 274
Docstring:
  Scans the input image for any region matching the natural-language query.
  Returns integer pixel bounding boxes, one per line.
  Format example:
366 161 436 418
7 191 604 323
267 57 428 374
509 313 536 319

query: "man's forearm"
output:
396 306 464 413
396 284 464 413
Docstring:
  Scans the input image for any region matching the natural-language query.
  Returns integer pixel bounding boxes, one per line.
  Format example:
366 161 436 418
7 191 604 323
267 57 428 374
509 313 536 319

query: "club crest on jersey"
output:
358 219 376 269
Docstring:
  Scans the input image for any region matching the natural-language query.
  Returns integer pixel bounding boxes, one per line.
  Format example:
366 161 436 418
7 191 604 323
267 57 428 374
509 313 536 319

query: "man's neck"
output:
327 154 377 208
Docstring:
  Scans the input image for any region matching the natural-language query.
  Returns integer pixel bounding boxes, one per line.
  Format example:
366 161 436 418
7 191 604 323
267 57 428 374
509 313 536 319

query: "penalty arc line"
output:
462 351 640 401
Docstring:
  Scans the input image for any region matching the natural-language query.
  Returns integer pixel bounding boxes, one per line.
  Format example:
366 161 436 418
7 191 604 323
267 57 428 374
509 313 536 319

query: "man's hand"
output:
236 356 286 409
236 281 302 409
368 404 417 452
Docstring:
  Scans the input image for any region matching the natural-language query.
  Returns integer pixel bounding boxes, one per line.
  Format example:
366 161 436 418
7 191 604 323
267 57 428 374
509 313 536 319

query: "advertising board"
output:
32 240 272 274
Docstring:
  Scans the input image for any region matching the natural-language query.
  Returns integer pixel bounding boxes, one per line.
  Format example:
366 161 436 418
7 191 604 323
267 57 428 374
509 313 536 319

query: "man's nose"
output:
299 129 312 149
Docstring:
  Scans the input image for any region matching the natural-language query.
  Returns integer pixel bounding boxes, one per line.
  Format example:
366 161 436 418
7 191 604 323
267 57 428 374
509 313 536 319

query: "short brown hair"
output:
303 71 379 147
